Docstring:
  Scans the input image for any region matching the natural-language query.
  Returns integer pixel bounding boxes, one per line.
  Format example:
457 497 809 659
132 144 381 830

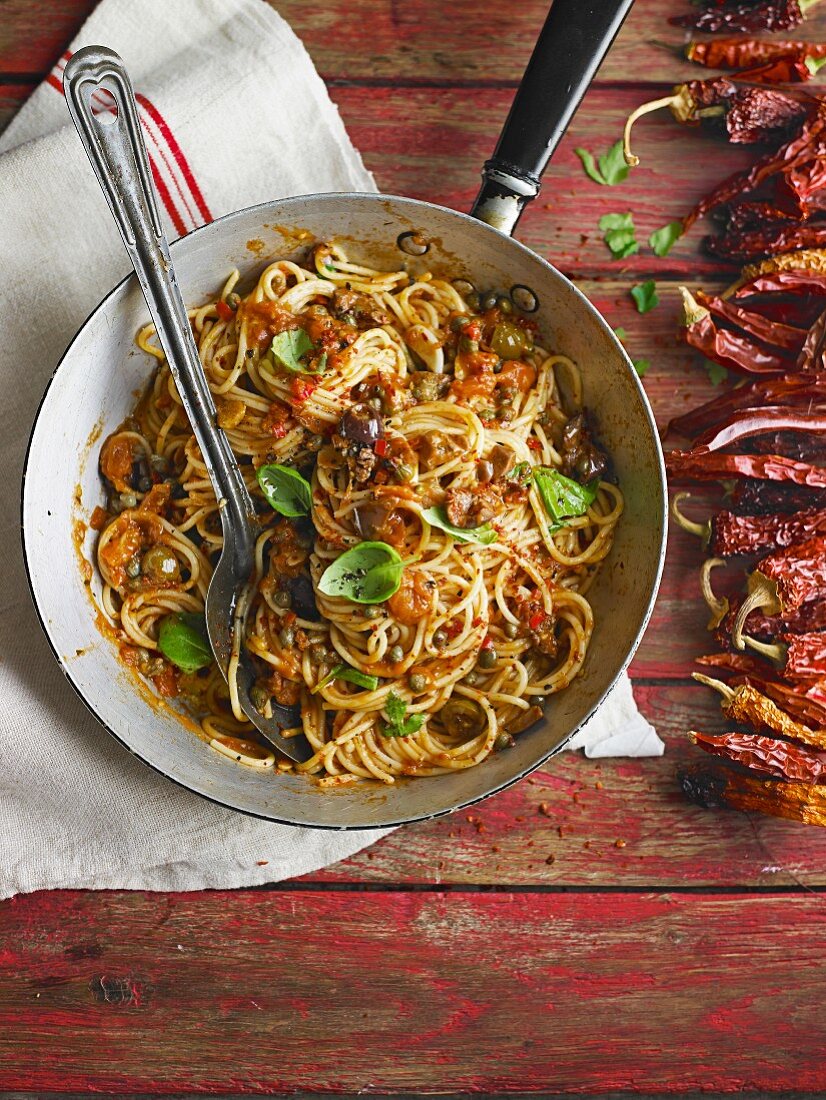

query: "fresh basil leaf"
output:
268 328 325 374
422 506 498 546
533 467 599 530
632 358 651 377
704 359 729 387
575 140 629 186
382 691 425 738
157 612 212 674
318 541 404 604
649 220 683 258
574 147 606 185
806 55 826 75
256 463 312 517
631 280 659 314
599 212 639 259
316 663 379 693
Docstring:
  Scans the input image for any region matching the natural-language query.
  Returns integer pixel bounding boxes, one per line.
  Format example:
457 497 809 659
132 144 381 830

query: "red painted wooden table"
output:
3 1 826 1094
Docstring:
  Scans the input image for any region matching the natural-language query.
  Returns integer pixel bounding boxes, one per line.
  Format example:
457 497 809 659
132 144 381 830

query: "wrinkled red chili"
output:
690 729 824 782
687 37 826 69
671 0 817 33
666 450 826 486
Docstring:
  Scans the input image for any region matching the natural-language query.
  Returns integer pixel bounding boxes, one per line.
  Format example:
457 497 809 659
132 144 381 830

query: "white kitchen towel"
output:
0 0 662 900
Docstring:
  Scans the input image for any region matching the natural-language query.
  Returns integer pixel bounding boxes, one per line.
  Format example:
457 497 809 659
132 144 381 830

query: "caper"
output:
389 644 404 664
534 696 546 708
125 557 141 579
409 671 427 693
149 453 168 473
137 476 152 493
141 545 181 583
465 291 480 311
279 626 296 648
226 292 242 310
459 335 479 355
450 314 470 333
136 647 151 674
250 684 269 714
493 359 503 374
464 670 479 686
274 589 292 609
440 697 486 738
308 434 325 452
504 621 519 639
494 730 514 752
497 295 513 315
364 605 383 620
309 643 328 664
481 291 498 311
433 629 448 649
477 647 497 669
119 491 137 509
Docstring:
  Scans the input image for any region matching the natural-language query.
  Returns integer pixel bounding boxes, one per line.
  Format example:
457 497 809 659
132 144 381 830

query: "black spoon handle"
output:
471 0 635 236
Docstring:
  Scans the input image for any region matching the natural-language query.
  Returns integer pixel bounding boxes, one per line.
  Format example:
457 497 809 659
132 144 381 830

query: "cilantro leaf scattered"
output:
806 56 826 75
599 212 639 259
382 692 425 738
704 359 729 386
613 326 628 341
631 280 659 314
575 140 630 186
649 220 683 258
269 328 326 374
632 358 651 377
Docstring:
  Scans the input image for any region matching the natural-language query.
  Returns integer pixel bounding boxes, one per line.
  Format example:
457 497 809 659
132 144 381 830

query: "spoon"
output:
63 46 311 763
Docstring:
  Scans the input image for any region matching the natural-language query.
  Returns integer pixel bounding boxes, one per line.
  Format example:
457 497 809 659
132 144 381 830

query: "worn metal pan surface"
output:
22 0 667 828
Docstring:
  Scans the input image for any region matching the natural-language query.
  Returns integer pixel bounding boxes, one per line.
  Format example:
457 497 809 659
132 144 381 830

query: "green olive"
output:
279 626 296 647
141 545 181 584
440 697 486 739
490 320 527 360
477 647 498 669
274 589 292 608
409 671 427 693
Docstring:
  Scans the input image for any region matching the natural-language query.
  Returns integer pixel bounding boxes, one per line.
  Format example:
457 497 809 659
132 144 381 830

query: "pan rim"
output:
21 190 668 829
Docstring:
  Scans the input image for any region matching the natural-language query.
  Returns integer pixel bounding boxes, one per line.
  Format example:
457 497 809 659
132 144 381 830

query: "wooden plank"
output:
312 681 826 888
5 0 826 85
1 890 824 1093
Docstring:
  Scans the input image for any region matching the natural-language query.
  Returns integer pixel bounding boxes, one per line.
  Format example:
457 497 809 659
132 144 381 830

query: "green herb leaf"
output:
422 506 498 546
599 212 639 259
649 220 683 257
533 467 599 531
632 358 651 377
268 328 325 374
574 147 606 185
508 461 533 485
382 691 426 738
613 326 628 341
806 55 826 75
157 612 212 674
704 359 729 386
316 663 379 694
256 463 312 517
318 541 405 604
575 140 630 186
631 280 659 314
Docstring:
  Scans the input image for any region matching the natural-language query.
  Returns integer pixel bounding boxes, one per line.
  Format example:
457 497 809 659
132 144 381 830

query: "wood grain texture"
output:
1 890 825 1094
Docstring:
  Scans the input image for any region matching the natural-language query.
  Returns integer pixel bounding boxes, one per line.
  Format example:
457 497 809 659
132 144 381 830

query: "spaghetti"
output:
92 243 623 784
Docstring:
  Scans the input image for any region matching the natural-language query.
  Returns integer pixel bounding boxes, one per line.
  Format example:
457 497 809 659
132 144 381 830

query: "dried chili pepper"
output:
623 79 808 165
689 728 824 780
667 374 826 439
798 305 826 370
696 289 808 350
738 630 826 678
682 763 826 825
692 410 826 453
672 493 826 554
694 672 826 747
717 592 826 642
680 288 793 373
696 650 777 675
746 429 826 464
737 673 826 726
666 450 826 486
706 223 826 264
736 269 826 299
687 37 826 69
731 536 826 648
671 0 822 33
730 476 826 513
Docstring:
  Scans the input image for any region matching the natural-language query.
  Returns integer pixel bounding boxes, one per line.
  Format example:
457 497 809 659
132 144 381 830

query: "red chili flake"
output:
89 506 109 531
481 635 494 650
216 299 234 321
528 438 542 451
269 421 289 440
290 377 317 402
256 860 269 866
538 801 553 817
283 611 297 626
466 321 482 341
374 438 388 457
529 610 545 631
545 854 556 864
615 839 627 848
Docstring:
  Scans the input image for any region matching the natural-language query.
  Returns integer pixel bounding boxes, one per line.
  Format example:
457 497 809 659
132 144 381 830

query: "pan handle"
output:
470 0 635 236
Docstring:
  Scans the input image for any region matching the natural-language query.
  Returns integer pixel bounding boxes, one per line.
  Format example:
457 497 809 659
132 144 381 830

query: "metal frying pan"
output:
23 0 667 828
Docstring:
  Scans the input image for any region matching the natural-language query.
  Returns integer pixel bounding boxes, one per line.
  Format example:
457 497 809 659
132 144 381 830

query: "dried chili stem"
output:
623 91 693 167
700 557 730 629
741 633 785 663
693 672 736 702
733 574 781 649
671 492 710 542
